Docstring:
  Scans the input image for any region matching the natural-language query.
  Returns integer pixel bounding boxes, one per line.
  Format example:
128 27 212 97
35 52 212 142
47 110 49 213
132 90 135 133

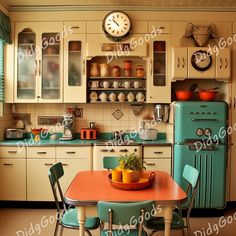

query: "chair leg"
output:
85 230 92 236
59 225 64 236
54 221 60 236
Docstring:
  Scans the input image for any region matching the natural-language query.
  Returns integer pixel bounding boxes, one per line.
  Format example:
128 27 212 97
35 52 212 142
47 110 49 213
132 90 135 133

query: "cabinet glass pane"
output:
68 41 82 86
153 41 166 86
17 28 36 99
41 33 60 99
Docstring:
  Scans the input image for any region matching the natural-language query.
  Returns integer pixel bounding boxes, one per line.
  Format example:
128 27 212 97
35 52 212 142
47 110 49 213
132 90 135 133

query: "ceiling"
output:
1 0 236 11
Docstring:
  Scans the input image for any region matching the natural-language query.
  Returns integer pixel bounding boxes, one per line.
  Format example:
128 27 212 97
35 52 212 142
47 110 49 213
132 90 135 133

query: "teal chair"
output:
98 201 155 236
145 164 199 236
48 162 100 236
103 156 120 170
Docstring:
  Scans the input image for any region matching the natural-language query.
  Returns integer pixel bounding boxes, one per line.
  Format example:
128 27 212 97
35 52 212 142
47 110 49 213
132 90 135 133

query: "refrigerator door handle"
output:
187 145 217 151
191 118 218 122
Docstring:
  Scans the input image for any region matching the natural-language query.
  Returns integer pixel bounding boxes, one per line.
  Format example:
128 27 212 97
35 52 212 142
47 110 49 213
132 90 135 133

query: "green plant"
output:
119 153 143 171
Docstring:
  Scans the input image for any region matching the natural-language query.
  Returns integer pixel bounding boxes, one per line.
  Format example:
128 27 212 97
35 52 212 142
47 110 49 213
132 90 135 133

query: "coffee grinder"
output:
60 113 75 140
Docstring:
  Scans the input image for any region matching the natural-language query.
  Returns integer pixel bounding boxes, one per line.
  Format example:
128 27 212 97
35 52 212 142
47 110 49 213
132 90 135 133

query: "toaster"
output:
5 128 27 140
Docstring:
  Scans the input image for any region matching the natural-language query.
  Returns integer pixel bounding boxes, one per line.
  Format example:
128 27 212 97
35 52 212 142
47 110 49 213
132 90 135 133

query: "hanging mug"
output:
88 80 99 88
99 92 107 102
133 81 143 89
100 81 110 88
112 81 121 89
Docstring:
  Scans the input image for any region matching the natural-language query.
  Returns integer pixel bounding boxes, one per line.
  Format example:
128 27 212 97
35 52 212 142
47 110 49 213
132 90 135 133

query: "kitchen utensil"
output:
100 63 109 77
127 92 135 102
5 128 27 140
154 104 169 123
133 81 142 89
60 113 74 140
100 81 110 88
123 81 132 89
111 65 121 77
118 92 125 102
90 91 98 102
112 81 121 89
81 128 99 140
90 63 100 77
109 92 116 102
88 80 100 88
136 92 145 102
175 91 193 101
198 90 218 101
99 92 108 102
89 122 96 129
139 129 158 141
136 65 145 77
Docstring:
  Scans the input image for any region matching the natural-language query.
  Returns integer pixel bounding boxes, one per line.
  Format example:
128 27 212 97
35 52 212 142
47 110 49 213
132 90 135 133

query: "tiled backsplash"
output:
0 104 13 140
15 103 166 133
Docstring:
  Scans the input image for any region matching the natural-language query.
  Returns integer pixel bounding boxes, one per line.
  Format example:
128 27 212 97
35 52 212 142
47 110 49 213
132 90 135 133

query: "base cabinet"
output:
27 159 55 201
143 146 171 175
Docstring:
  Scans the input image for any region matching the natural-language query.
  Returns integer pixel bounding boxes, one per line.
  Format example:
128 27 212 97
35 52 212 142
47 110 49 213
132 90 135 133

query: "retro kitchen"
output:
0 1 236 236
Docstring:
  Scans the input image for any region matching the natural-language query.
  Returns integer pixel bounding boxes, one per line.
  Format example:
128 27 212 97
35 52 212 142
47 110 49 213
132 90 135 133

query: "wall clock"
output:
191 50 212 71
102 11 132 42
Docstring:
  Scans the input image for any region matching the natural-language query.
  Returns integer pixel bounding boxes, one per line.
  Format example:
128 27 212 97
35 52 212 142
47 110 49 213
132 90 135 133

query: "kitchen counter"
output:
0 133 172 147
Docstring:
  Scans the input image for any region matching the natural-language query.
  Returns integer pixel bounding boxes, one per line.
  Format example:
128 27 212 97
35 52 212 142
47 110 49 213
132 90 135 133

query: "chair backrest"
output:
182 164 200 218
48 162 66 213
98 201 155 235
103 156 120 170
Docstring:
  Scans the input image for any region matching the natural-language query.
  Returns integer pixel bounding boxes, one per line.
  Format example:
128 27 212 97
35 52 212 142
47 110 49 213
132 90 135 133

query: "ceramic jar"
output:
124 60 132 70
136 65 145 77
127 92 135 102
99 92 107 102
100 63 109 77
136 92 145 102
90 63 100 77
111 65 121 77
118 92 125 102
109 92 117 102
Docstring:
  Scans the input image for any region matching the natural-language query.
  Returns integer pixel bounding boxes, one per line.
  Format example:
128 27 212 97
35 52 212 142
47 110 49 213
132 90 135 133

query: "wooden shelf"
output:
89 88 146 91
89 76 146 80
89 101 145 104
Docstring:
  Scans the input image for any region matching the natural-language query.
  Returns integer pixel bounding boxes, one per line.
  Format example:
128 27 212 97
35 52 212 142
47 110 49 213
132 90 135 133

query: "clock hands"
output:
112 19 120 27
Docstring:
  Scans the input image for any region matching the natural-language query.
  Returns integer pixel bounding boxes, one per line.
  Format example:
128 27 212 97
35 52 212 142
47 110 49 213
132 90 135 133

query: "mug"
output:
99 92 107 102
90 91 98 101
100 81 110 88
133 81 143 89
136 92 145 102
88 80 99 88
112 81 121 89
127 92 135 102
109 92 117 102
118 92 125 102
123 81 132 89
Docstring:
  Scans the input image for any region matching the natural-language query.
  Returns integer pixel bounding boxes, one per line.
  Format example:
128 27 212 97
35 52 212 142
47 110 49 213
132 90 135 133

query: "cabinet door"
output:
64 34 86 102
147 35 171 103
171 47 188 80
38 22 63 103
216 48 231 81
56 159 90 193
14 22 39 103
0 159 26 200
27 159 55 201
144 158 171 175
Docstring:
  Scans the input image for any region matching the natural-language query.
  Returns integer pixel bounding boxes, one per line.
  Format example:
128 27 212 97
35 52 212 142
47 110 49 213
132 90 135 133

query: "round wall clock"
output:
191 50 212 71
102 11 132 42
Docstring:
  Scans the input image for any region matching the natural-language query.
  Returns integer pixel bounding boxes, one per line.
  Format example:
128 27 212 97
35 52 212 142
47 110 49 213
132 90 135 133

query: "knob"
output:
134 148 137 152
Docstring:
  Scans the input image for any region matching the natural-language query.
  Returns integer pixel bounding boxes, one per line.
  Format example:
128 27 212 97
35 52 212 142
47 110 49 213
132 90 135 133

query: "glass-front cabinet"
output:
64 34 86 102
147 35 171 103
14 22 63 103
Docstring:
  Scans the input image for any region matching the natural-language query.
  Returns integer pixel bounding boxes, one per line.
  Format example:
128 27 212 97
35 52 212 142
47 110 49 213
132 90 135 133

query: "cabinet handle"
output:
38 60 41 76
3 163 13 166
219 58 222 69
109 149 115 152
8 150 17 154
159 26 165 30
154 151 163 154
62 163 68 166
182 57 185 68
101 149 109 152
145 163 156 166
35 60 38 76
225 58 227 69
66 151 76 154
44 163 53 166
234 97 236 110
177 57 180 68
119 149 128 152
150 60 153 76
83 59 85 76
71 26 80 30
37 152 47 154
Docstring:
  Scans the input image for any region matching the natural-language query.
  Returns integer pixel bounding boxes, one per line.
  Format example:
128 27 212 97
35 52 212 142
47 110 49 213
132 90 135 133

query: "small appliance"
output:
80 122 99 140
59 113 74 141
138 120 158 140
5 128 27 140
154 104 169 123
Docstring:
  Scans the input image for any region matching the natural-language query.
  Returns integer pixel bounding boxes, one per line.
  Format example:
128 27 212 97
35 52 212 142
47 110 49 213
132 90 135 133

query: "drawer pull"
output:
119 149 128 152
3 163 13 166
159 26 165 30
145 163 156 166
8 150 17 154
66 152 76 154
62 163 68 166
109 149 115 152
71 26 80 29
154 151 163 154
37 152 47 154
44 163 53 166
101 149 109 152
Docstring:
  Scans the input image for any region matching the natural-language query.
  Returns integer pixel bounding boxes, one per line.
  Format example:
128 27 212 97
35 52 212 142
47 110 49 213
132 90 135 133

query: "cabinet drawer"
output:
64 21 86 34
148 21 171 34
143 146 171 158
56 147 92 159
0 146 26 158
144 158 171 175
27 147 56 159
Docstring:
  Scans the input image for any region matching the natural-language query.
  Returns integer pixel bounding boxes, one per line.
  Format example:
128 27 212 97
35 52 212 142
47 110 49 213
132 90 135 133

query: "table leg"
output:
163 206 173 236
77 206 86 236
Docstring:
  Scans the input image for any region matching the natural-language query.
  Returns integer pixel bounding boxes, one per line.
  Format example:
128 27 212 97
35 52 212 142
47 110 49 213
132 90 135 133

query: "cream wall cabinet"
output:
56 146 92 193
147 34 171 103
143 146 171 175
14 22 63 103
64 33 86 102
0 147 26 200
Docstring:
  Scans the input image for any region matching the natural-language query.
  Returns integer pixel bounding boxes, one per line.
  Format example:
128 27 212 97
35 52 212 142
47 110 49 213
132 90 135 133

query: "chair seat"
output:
61 208 100 230
146 212 185 230
101 229 148 236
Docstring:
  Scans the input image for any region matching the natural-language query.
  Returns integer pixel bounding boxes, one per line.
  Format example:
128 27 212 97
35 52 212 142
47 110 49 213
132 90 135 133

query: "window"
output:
0 39 3 116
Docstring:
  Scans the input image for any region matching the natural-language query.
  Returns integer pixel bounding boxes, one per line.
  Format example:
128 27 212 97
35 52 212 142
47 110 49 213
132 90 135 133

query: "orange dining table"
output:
64 170 187 236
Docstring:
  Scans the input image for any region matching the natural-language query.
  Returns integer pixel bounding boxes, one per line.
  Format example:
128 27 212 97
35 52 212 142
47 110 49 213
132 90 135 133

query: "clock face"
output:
191 50 212 71
102 11 131 41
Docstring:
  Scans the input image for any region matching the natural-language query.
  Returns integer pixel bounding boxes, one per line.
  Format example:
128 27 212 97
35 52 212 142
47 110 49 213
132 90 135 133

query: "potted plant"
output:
118 153 144 183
